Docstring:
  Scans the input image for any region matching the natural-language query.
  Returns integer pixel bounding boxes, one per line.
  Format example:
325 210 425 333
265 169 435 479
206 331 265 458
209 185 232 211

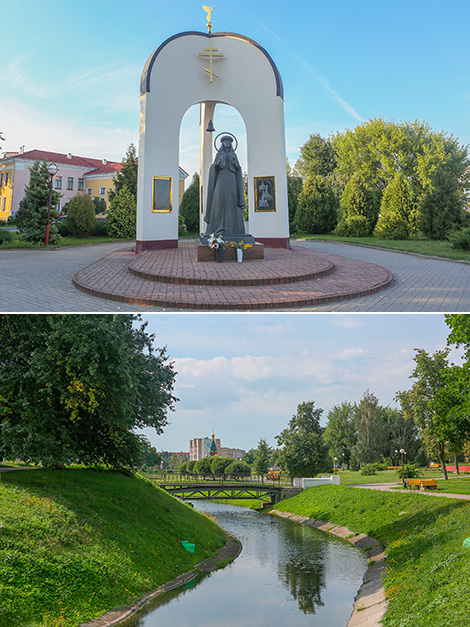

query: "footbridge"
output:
154 479 301 505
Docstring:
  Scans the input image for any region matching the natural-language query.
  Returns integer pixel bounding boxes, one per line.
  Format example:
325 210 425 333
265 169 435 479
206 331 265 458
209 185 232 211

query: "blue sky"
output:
2 0 469 177
139 313 460 453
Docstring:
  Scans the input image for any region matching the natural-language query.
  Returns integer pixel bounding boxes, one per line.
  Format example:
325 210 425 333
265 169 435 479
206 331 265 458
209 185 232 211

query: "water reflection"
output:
121 502 366 627
278 522 326 614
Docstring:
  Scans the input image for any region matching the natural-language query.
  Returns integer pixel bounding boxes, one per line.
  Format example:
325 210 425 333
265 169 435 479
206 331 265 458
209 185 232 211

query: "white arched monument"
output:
136 18 289 253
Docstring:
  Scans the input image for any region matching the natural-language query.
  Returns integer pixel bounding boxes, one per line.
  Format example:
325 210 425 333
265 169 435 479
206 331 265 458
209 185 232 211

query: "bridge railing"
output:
147 472 291 486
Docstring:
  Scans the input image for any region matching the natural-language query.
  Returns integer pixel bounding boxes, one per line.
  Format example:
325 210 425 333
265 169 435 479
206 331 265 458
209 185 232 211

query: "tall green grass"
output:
0 469 226 627
276 485 470 626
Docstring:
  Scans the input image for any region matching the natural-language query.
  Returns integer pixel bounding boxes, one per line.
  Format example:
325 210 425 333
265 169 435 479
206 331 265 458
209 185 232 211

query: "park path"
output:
348 481 470 500
1 239 470 312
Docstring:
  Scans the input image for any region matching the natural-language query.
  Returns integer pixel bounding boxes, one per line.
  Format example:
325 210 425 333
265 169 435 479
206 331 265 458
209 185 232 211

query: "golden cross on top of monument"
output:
199 41 223 83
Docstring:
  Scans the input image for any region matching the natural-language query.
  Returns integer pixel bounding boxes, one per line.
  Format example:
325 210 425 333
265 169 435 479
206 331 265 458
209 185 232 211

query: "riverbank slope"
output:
276 485 470 626
0 469 227 627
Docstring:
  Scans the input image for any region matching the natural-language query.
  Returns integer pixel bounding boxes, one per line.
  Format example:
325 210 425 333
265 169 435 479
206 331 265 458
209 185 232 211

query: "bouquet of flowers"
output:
230 240 252 250
207 233 227 250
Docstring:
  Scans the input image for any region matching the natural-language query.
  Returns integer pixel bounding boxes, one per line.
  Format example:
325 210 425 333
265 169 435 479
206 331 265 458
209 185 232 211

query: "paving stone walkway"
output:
1 239 470 312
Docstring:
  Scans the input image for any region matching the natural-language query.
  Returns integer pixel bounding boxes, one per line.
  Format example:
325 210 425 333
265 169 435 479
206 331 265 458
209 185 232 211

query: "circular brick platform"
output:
72 242 393 310
128 245 335 286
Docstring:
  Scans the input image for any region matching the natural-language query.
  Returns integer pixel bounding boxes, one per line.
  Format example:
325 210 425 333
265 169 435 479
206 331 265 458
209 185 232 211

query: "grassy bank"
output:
276 485 470 626
293 233 470 262
0 469 226 627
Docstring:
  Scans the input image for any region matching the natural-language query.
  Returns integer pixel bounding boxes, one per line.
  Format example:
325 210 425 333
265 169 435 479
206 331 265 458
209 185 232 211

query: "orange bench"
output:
420 479 437 490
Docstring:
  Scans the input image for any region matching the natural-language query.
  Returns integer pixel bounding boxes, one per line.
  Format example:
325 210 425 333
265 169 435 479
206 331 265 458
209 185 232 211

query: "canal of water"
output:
121 501 367 627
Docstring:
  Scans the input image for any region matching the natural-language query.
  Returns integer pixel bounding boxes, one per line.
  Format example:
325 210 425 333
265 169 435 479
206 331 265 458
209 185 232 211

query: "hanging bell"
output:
206 119 215 133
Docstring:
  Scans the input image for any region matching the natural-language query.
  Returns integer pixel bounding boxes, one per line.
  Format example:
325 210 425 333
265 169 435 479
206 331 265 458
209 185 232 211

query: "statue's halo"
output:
214 132 239 152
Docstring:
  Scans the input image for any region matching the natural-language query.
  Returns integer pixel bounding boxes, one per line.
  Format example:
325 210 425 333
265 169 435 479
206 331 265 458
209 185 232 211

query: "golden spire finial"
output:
202 4 215 34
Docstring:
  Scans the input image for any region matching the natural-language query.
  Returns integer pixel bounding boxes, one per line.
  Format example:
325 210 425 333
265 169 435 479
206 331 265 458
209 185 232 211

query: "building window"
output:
87 188 92 195
56 199 62 212
67 177 74 190
100 186 106 195
0 173 3 187
55 176 62 190
78 178 84 191
4 173 8 186
2 197 6 212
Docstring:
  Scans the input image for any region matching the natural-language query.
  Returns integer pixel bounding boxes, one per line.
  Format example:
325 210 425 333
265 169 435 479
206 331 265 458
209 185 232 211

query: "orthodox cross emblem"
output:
199 42 223 83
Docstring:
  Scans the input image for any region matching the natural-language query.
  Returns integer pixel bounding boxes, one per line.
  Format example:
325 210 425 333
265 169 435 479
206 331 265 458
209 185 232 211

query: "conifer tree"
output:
16 160 61 243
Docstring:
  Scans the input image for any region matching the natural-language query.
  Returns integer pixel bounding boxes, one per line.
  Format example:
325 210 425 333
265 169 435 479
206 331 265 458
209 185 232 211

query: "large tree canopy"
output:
0 315 177 469
333 118 469 202
276 401 329 477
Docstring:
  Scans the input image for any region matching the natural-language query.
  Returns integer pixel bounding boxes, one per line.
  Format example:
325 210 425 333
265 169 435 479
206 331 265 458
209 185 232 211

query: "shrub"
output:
107 185 136 239
360 463 378 476
179 173 199 232
0 230 13 243
397 463 422 479
179 461 189 475
448 227 470 251
67 194 96 237
56 220 73 237
336 174 379 236
94 220 108 236
92 197 107 215
295 174 338 234
374 172 419 239
194 457 212 477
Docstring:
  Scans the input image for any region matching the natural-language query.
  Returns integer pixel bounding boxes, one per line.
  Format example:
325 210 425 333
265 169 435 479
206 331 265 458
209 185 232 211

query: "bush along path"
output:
273 485 470 627
270 510 386 626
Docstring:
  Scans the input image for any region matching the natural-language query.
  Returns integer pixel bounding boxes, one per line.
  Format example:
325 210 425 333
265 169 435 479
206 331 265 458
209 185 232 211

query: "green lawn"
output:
276 485 470 627
0 234 132 249
0 469 226 627
293 233 470 262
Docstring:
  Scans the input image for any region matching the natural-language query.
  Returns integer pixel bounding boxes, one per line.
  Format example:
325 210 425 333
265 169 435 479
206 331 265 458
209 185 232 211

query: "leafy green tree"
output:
295 175 338 234
107 185 136 238
187 460 196 474
140 439 161 468
352 391 390 465
374 171 419 239
66 194 96 237
276 401 329 478
0 315 177 470
225 460 251 477
16 160 61 243
419 167 465 239
324 402 356 468
179 173 200 232
242 449 256 464
396 348 465 480
333 118 470 202
211 456 233 477
295 133 336 179
253 439 271 476
179 461 189 474
336 174 379 236
194 457 212 477
108 144 137 203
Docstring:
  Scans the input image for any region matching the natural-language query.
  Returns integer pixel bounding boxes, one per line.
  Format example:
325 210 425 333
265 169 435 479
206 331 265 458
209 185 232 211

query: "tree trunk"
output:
454 452 460 475
439 443 448 480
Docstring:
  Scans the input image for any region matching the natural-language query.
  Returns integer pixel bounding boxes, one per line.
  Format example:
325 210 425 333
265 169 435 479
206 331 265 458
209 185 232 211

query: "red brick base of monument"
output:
72 241 393 310
197 243 264 262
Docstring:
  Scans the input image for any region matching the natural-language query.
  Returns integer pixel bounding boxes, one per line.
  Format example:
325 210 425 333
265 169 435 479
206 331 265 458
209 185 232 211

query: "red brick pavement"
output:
72 243 393 310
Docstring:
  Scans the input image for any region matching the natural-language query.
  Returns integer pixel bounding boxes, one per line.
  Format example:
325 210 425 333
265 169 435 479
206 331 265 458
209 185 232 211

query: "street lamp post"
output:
333 457 338 475
342 452 345 471
45 162 58 246
395 449 398 468
400 448 406 487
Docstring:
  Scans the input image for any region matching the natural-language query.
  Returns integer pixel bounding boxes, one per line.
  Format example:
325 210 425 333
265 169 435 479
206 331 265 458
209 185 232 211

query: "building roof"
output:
1 149 122 175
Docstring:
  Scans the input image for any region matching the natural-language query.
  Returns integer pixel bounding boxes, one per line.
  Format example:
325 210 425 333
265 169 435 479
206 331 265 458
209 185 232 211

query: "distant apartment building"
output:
0 148 189 221
218 447 246 460
189 437 221 461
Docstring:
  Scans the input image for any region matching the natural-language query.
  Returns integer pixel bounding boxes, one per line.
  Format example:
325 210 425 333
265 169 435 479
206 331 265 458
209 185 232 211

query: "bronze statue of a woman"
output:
203 135 246 239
